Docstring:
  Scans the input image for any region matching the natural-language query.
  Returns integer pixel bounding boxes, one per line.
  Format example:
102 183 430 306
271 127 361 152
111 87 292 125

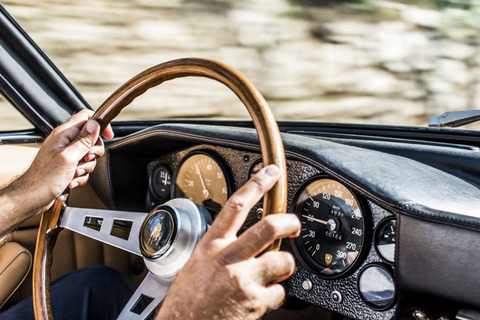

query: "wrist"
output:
0 175 44 236
13 171 54 216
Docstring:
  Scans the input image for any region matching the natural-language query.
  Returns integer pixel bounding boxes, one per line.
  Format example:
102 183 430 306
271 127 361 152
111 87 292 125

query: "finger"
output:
66 119 101 161
83 140 105 162
219 214 300 262
101 123 114 140
262 284 286 312
257 251 295 285
51 110 93 144
208 165 280 239
75 160 97 178
69 174 89 189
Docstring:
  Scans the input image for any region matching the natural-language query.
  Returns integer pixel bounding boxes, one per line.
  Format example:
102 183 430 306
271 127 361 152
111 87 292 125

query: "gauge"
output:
149 165 172 201
374 217 396 263
358 264 396 310
292 178 367 278
173 152 230 213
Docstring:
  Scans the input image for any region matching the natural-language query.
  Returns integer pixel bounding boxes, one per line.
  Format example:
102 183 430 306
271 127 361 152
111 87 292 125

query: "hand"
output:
156 165 301 320
21 109 114 215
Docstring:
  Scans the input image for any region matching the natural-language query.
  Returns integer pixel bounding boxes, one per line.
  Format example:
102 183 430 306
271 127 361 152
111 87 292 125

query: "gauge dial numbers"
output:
149 165 172 201
172 152 230 213
292 178 368 278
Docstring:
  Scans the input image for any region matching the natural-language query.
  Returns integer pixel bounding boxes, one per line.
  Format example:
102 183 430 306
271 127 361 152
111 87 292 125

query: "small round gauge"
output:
292 177 367 278
149 165 172 201
358 264 396 310
173 152 230 213
374 217 396 264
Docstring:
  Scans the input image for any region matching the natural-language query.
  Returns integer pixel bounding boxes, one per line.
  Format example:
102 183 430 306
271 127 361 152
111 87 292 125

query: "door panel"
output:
0 143 40 188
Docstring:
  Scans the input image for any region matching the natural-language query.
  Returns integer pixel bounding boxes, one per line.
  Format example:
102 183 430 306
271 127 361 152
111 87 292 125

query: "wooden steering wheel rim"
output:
33 58 287 319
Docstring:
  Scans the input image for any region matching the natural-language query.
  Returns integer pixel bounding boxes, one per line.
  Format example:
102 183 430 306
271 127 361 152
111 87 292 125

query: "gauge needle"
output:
302 215 328 225
194 163 210 200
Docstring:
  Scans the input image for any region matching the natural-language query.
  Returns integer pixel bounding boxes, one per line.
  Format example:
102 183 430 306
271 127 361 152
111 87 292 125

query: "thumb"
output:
66 119 101 161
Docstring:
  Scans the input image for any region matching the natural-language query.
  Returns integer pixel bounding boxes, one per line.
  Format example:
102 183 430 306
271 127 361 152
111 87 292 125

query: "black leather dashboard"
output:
90 123 480 320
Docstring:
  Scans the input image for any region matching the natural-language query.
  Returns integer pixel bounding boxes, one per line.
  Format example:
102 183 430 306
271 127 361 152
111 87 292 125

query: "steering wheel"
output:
32 58 287 319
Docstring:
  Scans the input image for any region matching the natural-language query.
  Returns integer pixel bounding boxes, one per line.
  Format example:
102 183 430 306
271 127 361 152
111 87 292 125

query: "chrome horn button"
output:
140 207 177 259
140 198 211 279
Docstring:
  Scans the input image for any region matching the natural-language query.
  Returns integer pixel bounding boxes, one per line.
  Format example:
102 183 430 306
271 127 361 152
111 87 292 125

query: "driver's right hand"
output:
156 164 301 320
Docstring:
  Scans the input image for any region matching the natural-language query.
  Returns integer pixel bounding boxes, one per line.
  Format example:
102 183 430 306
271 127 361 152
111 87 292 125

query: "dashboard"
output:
145 144 396 319
93 122 480 320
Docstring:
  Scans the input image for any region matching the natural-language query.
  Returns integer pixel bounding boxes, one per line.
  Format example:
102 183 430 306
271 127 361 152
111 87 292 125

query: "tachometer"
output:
172 151 230 213
291 178 367 278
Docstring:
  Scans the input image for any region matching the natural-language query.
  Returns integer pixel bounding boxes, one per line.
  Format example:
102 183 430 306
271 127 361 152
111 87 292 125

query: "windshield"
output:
3 0 480 128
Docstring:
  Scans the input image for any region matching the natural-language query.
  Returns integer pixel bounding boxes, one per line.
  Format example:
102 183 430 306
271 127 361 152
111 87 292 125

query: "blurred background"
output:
2 0 480 130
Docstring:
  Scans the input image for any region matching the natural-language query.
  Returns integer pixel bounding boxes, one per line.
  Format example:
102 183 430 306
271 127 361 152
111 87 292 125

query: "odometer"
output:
292 178 367 278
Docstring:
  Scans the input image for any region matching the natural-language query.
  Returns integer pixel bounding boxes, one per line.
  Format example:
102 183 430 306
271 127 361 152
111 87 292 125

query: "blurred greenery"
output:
289 0 480 29
290 0 480 9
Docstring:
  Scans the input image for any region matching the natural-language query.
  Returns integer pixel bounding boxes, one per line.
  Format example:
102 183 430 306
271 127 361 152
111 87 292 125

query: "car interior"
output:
1 1 480 320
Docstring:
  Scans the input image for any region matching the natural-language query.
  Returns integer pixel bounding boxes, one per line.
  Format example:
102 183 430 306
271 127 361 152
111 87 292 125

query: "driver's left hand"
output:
22 109 114 215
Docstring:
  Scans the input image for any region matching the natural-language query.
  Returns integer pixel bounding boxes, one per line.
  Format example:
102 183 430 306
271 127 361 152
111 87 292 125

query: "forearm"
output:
0 174 46 236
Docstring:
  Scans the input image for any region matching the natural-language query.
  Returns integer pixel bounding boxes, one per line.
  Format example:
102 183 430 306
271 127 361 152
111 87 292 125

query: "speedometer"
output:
291 178 367 278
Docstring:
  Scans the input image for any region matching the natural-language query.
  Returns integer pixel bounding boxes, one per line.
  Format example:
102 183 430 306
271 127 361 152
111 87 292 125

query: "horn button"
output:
139 198 211 279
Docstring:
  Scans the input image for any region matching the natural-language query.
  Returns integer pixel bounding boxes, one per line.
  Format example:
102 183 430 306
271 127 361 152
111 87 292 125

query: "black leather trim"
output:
0 4 90 134
89 151 116 210
395 214 480 319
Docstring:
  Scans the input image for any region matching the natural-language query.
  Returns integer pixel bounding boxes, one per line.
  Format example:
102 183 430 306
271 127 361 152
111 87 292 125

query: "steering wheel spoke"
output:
60 207 148 256
117 272 170 320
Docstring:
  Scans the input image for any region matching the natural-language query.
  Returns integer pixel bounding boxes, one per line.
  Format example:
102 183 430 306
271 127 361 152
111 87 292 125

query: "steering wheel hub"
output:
142 198 211 279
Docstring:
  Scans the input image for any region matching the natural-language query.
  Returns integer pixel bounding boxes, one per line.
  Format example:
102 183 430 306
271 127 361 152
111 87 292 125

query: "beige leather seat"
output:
0 241 31 308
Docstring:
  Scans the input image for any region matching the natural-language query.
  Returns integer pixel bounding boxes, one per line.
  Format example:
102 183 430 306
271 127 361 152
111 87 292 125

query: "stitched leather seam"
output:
396 206 480 233
393 212 402 319
109 129 260 152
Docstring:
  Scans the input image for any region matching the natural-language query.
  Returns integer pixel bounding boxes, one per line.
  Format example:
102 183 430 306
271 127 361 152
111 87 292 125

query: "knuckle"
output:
281 252 296 271
226 195 245 211
258 216 279 239
74 135 94 150
250 174 269 191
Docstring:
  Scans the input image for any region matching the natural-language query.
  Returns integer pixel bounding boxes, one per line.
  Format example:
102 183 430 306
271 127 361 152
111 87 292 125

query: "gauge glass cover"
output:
292 178 366 278
358 264 396 309
375 218 396 263
173 152 229 213
149 165 172 200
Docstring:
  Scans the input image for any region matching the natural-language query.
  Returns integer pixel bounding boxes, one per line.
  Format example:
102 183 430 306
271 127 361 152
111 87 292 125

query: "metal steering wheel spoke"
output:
117 272 170 320
60 207 148 257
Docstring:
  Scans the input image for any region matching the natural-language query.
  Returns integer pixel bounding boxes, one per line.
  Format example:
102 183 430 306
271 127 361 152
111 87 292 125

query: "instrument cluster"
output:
146 145 398 319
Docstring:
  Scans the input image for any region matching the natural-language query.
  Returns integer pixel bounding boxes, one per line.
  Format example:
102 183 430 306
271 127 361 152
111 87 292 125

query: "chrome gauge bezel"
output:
373 216 397 264
357 263 396 311
290 176 371 279
171 150 232 216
